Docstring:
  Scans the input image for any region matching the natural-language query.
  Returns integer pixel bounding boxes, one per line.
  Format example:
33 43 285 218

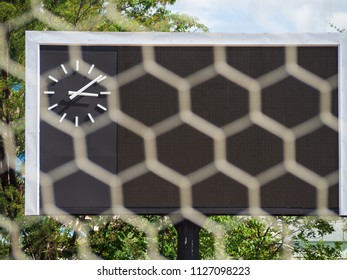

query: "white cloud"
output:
171 0 250 32
294 5 320 31
171 0 347 32
248 0 333 32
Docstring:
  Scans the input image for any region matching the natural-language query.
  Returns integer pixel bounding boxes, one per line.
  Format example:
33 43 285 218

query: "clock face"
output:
40 46 117 126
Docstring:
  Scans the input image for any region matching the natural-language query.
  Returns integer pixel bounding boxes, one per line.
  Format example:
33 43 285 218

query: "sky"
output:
170 0 347 33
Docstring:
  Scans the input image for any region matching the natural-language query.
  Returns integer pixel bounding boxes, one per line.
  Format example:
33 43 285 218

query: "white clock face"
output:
43 59 110 127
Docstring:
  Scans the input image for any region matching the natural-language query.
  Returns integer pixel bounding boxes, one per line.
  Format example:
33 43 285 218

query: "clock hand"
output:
69 75 104 100
68 91 99 97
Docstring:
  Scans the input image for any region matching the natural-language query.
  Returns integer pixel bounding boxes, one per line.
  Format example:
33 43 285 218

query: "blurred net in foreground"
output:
1 1 346 260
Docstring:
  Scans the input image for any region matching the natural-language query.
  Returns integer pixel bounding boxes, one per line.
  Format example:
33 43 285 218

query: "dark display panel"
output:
40 46 338 215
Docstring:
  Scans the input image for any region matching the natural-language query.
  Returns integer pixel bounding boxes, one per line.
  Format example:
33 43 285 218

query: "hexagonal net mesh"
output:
0 1 343 260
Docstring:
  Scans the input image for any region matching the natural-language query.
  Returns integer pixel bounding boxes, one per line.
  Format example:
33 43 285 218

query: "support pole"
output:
174 219 201 260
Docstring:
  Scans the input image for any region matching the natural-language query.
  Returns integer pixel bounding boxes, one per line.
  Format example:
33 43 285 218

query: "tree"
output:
113 0 208 32
19 217 78 260
0 3 27 259
289 217 343 260
88 215 344 260
200 216 343 260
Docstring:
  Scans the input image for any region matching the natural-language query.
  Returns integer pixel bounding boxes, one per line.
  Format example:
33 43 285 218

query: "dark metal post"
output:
174 219 201 260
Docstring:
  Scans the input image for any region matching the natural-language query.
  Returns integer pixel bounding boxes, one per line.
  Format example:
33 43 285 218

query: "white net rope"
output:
0 0 342 260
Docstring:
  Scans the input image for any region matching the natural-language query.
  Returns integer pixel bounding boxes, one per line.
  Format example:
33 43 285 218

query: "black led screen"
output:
39 46 339 215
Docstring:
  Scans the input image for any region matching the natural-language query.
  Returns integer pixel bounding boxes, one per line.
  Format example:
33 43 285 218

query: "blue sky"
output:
171 0 347 33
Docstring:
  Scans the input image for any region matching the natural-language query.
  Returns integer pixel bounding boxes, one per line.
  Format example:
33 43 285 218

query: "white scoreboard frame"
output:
25 32 347 215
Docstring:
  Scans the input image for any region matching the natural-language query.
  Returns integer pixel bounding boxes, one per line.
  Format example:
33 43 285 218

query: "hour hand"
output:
68 91 99 97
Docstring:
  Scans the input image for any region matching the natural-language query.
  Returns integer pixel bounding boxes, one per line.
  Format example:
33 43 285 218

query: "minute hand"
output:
69 75 103 100
68 91 99 97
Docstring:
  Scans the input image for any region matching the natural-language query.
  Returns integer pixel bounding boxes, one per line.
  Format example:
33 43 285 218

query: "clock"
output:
36 45 119 214
40 45 118 126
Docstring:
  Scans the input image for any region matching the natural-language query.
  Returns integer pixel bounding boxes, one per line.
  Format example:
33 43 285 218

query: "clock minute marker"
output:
88 64 95 74
61 64 68 74
48 103 58 110
48 76 58 83
59 113 67 123
88 113 95 123
97 104 107 111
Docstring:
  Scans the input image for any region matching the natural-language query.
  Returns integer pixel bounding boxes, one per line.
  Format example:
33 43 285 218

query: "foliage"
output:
200 216 283 260
86 215 177 260
0 231 11 259
0 2 17 22
19 217 78 260
88 216 149 260
158 217 177 259
295 240 342 260
89 215 343 260
0 184 24 259
43 0 106 26
199 216 343 260
0 185 24 219
115 0 208 32
289 217 342 260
